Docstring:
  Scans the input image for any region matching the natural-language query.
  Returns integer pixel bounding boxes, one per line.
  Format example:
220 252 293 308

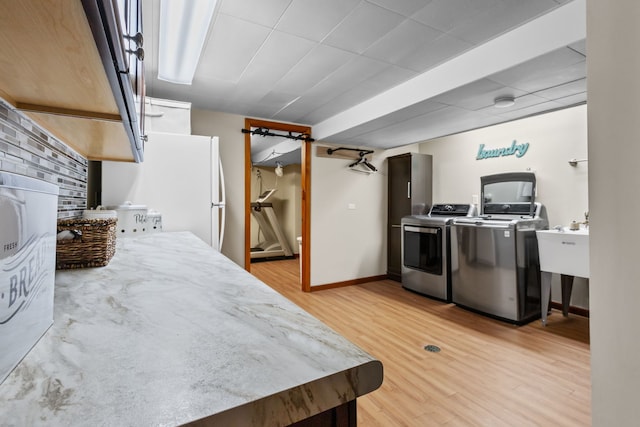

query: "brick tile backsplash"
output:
0 98 87 218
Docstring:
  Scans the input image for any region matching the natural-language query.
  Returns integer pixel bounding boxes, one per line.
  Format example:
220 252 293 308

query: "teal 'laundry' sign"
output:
477 140 529 160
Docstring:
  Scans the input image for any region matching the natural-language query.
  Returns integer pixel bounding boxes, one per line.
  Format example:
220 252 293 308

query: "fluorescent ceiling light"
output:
158 0 217 85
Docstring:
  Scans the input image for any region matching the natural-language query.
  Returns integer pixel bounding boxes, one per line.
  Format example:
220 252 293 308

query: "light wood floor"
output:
250 259 591 427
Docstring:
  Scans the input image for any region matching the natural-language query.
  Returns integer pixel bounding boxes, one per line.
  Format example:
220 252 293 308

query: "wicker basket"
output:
56 217 117 269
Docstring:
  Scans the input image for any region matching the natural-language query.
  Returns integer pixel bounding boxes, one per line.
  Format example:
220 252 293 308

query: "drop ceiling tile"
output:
553 92 587 106
219 0 292 27
364 65 419 93
323 2 406 54
367 0 434 17
150 77 236 112
236 31 316 89
198 15 272 82
363 19 442 65
431 78 526 110
489 47 586 93
301 82 393 124
396 33 472 72
478 93 550 116
272 96 323 123
448 0 560 45
272 44 355 94
411 0 501 33
569 39 587 56
275 0 360 41
328 100 448 141
303 65 418 123
255 91 301 111
534 78 586 100
301 56 391 105
491 99 566 121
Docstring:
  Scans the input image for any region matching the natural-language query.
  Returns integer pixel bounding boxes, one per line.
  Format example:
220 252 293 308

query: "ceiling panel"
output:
411 0 501 33
218 0 292 27
232 30 316 96
363 19 442 65
552 92 587 107
271 44 355 94
478 93 555 116
367 0 434 17
569 39 586 55
271 96 325 122
198 14 272 82
322 2 405 54
275 0 360 41
395 33 472 72
298 66 418 123
448 0 561 44
279 56 391 120
489 99 567 121
430 78 523 110
344 106 503 147
327 100 448 142
534 78 586 100
488 47 586 92
145 0 586 152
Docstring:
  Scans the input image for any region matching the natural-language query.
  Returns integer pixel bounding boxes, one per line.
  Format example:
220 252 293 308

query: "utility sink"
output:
536 228 590 278
536 227 589 325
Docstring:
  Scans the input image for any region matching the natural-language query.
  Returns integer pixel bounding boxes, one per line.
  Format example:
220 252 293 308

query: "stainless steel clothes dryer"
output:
401 204 476 301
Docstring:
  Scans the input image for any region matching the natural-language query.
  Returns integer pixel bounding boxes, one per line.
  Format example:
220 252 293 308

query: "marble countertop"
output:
0 232 382 426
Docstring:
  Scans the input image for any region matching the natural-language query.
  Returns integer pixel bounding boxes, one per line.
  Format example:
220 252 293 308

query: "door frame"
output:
244 118 312 292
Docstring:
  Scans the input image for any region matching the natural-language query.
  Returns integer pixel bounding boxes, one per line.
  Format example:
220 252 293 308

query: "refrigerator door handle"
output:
217 156 226 251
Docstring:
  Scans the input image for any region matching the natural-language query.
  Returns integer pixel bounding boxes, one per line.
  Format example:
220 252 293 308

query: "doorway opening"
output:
244 118 311 292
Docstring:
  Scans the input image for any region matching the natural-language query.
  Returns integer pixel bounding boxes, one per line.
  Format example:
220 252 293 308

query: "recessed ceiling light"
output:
494 96 515 108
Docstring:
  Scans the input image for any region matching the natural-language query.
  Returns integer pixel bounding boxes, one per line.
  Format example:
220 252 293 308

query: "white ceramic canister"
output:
108 201 148 237
147 209 163 233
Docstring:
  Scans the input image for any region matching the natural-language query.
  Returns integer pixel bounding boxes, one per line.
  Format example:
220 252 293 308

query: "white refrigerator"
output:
101 132 225 250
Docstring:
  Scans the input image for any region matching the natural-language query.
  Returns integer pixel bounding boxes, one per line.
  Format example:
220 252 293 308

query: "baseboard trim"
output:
550 301 590 318
310 275 388 292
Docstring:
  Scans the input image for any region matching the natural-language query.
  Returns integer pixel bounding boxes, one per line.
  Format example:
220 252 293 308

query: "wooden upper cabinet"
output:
0 0 143 162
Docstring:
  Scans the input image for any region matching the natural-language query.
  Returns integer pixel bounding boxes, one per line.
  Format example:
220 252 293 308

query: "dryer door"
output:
402 225 443 275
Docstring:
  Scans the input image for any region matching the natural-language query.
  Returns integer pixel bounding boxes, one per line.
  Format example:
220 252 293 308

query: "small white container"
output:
82 206 117 220
109 201 148 237
147 209 163 233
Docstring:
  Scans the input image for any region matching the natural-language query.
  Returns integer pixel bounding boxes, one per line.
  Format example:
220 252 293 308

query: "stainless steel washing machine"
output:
451 172 549 324
401 204 476 301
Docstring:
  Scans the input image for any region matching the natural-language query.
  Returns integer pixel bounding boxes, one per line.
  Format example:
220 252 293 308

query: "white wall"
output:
417 105 589 308
191 109 245 266
310 143 419 286
418 105 588 226
587 1 640 424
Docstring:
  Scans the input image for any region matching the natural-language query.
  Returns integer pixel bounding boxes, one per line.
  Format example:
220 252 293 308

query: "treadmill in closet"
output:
451 172 548 324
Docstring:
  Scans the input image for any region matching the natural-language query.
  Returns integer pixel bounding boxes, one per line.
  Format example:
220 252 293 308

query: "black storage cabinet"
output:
387 153 432 281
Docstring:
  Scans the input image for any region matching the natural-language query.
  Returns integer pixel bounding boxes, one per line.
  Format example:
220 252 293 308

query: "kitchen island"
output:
0 232 383 426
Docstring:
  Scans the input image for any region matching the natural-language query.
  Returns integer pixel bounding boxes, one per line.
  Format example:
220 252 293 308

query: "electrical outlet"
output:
348 203 356 210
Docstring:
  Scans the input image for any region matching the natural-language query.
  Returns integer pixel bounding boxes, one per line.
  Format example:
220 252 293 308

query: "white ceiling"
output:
142 0 586 165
